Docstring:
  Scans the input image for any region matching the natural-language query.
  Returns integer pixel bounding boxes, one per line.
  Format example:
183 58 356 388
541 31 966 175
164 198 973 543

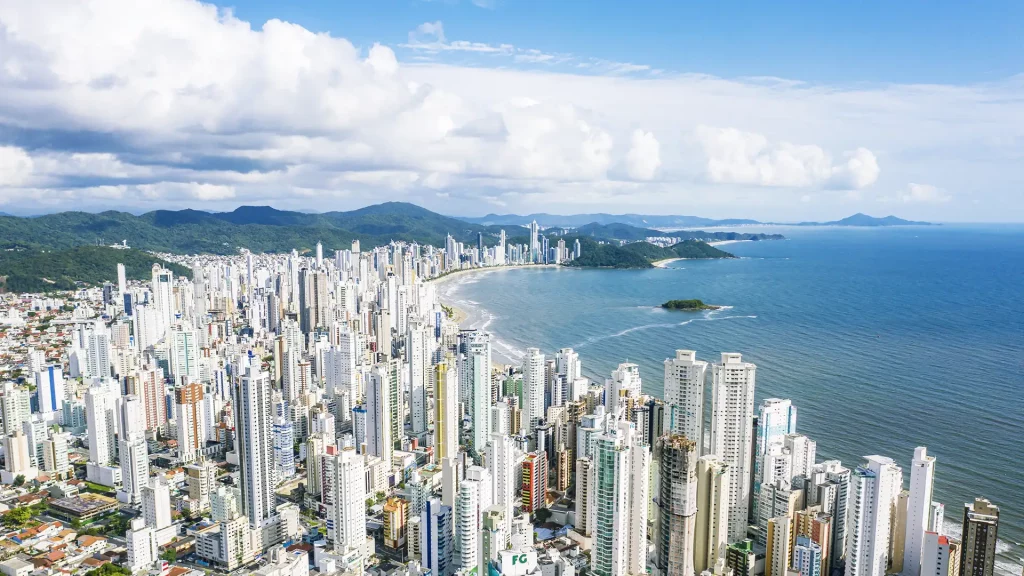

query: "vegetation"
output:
561 238 735 269
0 246 190 293
0 202 506 255
86 564 131 576
661 299 720 311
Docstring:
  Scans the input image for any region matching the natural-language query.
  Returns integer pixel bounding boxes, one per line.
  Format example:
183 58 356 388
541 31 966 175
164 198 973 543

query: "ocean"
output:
435 224 1024 574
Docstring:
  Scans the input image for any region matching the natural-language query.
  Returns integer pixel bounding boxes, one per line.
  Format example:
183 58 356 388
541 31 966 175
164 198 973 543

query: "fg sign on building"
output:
497 549 538 576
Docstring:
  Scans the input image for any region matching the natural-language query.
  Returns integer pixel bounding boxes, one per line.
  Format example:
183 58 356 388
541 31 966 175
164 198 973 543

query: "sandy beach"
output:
432 264 560 366
427 263 560 286
709 239 752 247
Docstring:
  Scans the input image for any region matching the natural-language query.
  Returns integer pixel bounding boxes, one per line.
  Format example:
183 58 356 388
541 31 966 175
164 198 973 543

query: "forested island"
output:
661 299 721 311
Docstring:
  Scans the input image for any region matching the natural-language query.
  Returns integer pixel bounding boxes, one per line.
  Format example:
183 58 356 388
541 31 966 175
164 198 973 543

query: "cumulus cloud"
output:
0 146 33 186
0 0 1017 220
626 130 661 180
696 126 879 189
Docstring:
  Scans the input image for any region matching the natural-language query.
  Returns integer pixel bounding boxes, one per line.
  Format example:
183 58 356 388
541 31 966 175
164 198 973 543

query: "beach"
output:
433 264 560 365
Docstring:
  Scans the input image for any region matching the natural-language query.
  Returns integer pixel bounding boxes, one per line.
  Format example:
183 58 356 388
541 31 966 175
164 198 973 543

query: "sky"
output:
0 0 1022 221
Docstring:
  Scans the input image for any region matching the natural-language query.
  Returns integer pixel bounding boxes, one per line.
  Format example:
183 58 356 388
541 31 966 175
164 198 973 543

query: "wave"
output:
942 518 1023 575
572 308 757 349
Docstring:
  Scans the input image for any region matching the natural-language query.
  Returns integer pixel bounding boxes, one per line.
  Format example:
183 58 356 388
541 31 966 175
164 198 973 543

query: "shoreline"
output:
427 263 561 286
653 239 754 268
708 239 752 247
434 265 565 366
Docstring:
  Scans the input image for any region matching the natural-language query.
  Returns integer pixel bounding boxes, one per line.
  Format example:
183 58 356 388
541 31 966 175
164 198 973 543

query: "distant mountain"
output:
0 202 502 255
0 246 190 293
794 213 934 227
574 222 783 242
460 211 932 228
457 212 760 228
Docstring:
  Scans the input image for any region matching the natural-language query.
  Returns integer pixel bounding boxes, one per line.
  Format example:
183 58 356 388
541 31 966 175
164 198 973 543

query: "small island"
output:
661 299 720 311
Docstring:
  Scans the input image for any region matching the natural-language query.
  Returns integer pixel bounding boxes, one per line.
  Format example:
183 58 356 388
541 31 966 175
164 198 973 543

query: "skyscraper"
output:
435 361 458 461
903 447 936 576
461 331 492 454
844 456 903 576
655 434 698 576
422 499 454 576
592 423 650 576
407 318 431 434
118 395 149 505
175 382 205 463
151 264 175 335
85 385 115 467
522 348 545 436
694 455 730 574
959 498 999 576
664 350 708 450
233 362 278 532
455 466 493 574
485 432 516 529
367 363 394 463
323 445 366 564
710 353 756 542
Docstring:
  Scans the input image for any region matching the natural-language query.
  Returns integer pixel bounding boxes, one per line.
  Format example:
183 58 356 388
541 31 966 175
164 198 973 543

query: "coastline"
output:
654 239 753 268
427 263 560 286
433 265 564 366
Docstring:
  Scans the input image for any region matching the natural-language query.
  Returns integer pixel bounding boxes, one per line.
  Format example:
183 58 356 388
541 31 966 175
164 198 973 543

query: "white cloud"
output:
695 126 878 189
0 146 33 186
626 129 660 180
892 182 951 204
0 0 1018 220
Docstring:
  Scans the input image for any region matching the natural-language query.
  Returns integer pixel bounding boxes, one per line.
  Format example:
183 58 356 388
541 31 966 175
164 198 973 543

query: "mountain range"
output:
0 203 928 257
458 211 932 228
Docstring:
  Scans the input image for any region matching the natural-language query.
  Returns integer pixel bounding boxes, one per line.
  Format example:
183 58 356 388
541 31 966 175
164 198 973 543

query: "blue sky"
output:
0 0 1022 221
221 0 1024 84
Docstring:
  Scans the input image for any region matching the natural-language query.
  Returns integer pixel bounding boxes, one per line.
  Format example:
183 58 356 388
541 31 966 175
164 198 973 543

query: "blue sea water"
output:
437 224 1024 572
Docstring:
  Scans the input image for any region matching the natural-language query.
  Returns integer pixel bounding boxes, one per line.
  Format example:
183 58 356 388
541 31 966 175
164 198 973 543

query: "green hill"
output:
561 239 735 269
0 247 191 293
0 203 504 255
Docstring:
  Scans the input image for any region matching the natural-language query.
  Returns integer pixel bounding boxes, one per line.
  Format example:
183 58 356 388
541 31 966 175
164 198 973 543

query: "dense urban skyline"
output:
0 227 1012 576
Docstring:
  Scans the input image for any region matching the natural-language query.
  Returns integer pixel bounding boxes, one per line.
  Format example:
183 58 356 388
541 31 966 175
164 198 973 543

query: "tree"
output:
13 475 25 487
86 564 131 576
160 549 177 563
3 507 32 529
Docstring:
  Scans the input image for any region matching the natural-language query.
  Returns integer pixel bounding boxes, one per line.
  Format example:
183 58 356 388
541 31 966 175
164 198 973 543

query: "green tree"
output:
3 507 32 529
13 475 25 487
86 564 131 576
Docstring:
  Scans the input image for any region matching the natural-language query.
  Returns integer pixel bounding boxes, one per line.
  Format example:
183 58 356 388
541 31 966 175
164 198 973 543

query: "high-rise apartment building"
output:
655 434 699 576
435 361 458 461
367 363 394 463
844 456 903 576
959 498 999 576
903 447 936 576
175 382 205 463
323 446 366 565
695 455 731 574
710 353 756 542
664 350 708 451
522 348 545 435
233 363 278 532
